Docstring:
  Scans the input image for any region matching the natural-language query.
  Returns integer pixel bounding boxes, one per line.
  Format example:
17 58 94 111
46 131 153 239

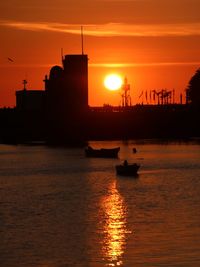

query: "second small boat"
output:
85 146 120 158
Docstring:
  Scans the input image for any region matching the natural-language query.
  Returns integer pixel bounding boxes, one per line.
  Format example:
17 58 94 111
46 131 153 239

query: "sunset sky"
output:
0 0 200 107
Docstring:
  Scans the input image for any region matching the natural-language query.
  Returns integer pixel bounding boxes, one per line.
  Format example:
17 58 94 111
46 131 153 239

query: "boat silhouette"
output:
85 146 120 158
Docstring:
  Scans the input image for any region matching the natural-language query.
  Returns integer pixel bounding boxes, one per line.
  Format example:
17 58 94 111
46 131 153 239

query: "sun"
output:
104 74 123 91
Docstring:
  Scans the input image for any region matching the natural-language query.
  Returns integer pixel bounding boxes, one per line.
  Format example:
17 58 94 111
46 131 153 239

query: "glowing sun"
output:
104 74 123 91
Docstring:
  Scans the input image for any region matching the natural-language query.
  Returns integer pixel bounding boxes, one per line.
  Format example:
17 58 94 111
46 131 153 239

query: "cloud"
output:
1 62 200 69
1 20 200 37
90 62 200 67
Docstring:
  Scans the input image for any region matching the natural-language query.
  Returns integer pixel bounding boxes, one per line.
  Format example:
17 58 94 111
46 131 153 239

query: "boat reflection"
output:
101 180 131 266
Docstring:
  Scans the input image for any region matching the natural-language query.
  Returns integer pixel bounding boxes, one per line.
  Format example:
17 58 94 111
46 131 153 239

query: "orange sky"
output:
0 0 200 107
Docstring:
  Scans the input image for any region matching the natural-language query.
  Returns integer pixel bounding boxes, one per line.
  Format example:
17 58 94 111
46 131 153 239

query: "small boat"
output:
116 161 140 176
85 146 120 158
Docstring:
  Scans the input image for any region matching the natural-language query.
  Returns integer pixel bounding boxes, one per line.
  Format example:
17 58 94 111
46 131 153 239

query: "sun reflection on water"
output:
101 180 131 266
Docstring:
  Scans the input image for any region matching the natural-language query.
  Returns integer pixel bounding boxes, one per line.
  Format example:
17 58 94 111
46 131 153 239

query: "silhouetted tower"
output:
62 54 88 113
44 53 89 144
121 77 131 107
45 54 88 112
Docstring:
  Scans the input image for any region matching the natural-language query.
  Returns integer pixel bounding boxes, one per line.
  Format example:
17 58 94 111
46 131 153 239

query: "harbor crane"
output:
121 77 131 107
150 89 175 105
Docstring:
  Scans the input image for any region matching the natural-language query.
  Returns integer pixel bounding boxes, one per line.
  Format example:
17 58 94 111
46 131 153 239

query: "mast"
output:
81 26 84 55
61 48 64 60
22 79 27 90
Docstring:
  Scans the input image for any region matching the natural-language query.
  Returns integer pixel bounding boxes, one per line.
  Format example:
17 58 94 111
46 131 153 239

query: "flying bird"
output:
7 57 14 62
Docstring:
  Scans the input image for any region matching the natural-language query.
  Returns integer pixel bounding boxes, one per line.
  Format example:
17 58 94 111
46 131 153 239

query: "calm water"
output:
0 140 200 267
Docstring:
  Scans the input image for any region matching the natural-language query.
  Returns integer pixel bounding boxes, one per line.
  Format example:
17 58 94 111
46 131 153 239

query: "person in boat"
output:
133 148 137 153
123 160 128 166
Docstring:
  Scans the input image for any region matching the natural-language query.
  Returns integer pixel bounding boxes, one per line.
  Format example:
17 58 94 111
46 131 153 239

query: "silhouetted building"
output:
16 89 45 111
62 54 88 112
44 54 89 144
45 55 88 113
7 54 199 144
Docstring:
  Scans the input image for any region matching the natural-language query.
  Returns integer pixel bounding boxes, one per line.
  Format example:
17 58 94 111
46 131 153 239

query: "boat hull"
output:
85 146 120 158
116 163 140 176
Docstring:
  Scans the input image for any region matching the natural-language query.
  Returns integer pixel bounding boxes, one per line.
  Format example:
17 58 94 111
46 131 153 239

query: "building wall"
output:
62 54 88 112
16 90 45 111
44 54 89 143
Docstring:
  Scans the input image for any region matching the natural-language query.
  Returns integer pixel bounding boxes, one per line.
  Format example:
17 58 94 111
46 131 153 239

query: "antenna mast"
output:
23 79 27 90
81 26 84 55
61 48 64 61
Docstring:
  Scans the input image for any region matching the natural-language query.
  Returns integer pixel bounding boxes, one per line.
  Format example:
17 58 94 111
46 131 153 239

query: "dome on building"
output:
49 65 63 80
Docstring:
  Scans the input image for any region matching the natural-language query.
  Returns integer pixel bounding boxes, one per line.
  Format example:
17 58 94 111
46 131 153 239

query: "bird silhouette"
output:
8 57 14 62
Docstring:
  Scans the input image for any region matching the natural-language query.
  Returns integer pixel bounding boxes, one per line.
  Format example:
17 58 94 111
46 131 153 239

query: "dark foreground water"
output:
0 140 200 267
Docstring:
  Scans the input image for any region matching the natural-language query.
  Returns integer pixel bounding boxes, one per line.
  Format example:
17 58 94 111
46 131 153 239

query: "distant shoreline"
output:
0 104 199 145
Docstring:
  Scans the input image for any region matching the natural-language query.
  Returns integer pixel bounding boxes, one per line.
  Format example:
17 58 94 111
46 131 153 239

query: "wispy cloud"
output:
90 62 200 67
1 62 200 69
1 20 200 37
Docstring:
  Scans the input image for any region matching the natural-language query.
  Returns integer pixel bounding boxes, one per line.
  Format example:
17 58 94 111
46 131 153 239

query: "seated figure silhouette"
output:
123 160 128 166
133 147 137 153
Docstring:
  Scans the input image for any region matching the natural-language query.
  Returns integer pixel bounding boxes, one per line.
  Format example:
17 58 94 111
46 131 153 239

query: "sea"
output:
0 140 200 267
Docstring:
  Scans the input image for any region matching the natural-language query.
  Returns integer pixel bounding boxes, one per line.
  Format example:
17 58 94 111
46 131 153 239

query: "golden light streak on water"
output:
101 180 132 266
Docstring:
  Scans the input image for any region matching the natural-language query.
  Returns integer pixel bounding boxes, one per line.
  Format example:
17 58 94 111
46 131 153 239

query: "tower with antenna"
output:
44 25 89 143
